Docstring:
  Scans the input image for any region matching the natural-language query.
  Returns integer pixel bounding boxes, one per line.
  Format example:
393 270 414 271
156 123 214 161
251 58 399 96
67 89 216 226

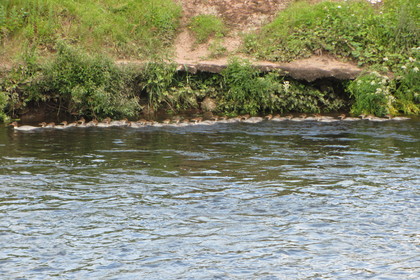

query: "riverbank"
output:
0 0 418 122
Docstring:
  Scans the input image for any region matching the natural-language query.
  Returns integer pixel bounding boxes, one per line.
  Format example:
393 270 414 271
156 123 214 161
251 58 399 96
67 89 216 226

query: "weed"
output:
32 42 140 118
219 58 344 115
347 72 394 116
208 39 228 58
189 14 226 44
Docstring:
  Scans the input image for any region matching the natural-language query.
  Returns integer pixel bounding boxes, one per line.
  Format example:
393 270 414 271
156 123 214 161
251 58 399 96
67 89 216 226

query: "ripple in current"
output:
0 121 419 279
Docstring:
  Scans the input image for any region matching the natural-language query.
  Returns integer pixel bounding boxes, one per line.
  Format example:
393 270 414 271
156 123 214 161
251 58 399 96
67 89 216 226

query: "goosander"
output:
85 119 98 127
190 117 203 124
96 118 111 127
77 117 86 125
315 114 338 122
385 114 410 121
215 116 229 123
38 122 51 128
109 118 129 126
265 114 273 120
243 116 264 123
338 114 359 121
60 121 78 128
359 114 388 122
9 121 42 131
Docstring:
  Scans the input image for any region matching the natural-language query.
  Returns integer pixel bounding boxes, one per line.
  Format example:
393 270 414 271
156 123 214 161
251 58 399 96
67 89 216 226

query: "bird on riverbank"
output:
109 118 129 126
77 117 86 126
190 117 203 124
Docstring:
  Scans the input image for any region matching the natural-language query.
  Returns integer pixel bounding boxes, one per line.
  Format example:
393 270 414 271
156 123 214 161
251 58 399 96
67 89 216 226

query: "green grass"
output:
244 0 419 69
189 14 226 44
242 0 419 116
0 0 181 61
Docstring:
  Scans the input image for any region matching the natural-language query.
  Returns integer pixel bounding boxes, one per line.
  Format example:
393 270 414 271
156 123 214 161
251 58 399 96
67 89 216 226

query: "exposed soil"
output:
174 0 293 63
172 0 362 80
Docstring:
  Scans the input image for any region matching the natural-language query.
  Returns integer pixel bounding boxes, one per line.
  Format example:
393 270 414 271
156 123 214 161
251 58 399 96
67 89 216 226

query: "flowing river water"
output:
0 119 419 279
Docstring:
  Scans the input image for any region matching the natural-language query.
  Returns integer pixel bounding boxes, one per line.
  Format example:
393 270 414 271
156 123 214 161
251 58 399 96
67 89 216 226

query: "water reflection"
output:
0 120 419 279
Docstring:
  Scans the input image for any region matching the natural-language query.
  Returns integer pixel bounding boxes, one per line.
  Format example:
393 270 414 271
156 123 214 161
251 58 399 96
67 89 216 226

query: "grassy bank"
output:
0 0 181 62
0 0 419 121
243 0 419 115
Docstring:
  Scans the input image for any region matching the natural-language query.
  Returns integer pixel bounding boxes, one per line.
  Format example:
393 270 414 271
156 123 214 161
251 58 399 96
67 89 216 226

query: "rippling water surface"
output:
0 120 419 279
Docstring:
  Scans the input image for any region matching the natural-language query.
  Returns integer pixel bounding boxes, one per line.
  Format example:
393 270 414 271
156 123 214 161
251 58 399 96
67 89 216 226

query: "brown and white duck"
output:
9 121 42 131
338 114 359 121
385 114 410 121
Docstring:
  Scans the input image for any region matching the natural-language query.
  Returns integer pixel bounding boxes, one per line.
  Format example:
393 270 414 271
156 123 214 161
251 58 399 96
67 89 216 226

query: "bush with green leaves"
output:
139 62 208 113
347 72 395 116
189 14 226 44
219 58 345 115
0 91 8 122
32 43 140 118
347 47 420 116
393 48 420 115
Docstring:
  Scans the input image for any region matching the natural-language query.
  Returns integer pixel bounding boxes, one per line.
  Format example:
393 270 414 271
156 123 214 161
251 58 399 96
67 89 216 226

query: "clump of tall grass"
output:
189 14 226 44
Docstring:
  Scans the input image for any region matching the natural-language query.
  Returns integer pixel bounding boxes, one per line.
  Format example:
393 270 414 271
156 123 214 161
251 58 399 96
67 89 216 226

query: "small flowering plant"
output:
348 71 396 116
393 47 420 114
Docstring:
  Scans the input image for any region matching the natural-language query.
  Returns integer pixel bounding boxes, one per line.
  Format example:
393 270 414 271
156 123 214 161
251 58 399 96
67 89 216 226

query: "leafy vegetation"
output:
243 0 419 116
0 0 418 120
1 43 140 120
0 0 181 60
189 14 226 44
244 0 418 68
348 47 420 116
138 61 202 113
220 58 344 115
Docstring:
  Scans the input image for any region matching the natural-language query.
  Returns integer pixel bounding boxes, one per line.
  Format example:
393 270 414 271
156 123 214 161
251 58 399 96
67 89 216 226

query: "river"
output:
0 119 419 279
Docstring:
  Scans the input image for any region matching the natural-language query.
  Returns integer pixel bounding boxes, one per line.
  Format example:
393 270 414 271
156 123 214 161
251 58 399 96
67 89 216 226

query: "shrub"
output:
392 48 420 114
219 58 344 115
0 91 8 122
32 42 140 118
347 72 395 116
